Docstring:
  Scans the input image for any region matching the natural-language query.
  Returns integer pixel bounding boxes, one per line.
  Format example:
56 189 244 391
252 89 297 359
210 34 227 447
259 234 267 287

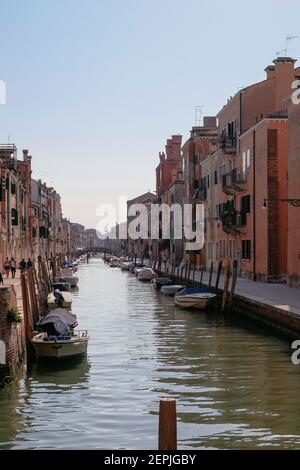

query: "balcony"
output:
222 169 247 195
219 130 237 154
221 211 247 235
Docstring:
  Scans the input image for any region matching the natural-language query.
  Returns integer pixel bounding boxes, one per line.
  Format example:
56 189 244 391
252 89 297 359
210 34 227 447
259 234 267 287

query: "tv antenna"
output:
276 35 298 57
195 106 204 126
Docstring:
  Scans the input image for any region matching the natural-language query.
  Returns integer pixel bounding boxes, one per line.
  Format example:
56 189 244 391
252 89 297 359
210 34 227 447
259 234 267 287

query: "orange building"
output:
287 98 300 287
201 57 299 280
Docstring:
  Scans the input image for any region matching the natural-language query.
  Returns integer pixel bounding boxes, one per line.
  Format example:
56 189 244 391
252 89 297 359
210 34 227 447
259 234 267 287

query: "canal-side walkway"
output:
147 260 300 334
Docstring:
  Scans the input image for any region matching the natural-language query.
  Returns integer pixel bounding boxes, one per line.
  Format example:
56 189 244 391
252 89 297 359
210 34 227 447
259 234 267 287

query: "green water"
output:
0 258 300 449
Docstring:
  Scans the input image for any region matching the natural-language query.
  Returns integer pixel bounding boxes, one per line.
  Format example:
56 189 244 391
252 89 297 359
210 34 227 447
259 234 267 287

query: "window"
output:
11 208 18 226
246 149 251 168
241 195 250 225
214 170 218 184
242 151 246 177
242 240 251 259
207 174 210 188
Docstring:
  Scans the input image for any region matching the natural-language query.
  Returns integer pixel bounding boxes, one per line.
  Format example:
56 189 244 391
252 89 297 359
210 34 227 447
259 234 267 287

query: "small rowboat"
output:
47 292 72 310
161 285 185 296
175 287 216 309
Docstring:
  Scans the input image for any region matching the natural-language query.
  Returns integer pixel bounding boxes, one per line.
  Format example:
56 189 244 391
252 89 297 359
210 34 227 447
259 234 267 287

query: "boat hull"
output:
175 294 216 309
31 335 89 359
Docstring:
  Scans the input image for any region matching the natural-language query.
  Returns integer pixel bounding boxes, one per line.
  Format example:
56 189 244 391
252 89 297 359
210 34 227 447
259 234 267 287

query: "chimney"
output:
265 65 275 79
203 116 217 127
165 139 172 159
273 57 297 110
159 151 165 162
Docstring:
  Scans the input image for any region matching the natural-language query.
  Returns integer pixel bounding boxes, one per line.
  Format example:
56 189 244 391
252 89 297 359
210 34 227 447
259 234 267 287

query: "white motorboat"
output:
31 330 89 359
138 267 158 282
174 288 216 309
48 291 72 310
31 308 89 359
161 285 185 296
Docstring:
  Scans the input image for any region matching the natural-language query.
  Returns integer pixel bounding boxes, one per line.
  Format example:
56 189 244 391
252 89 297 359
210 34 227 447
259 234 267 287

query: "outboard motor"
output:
53 289 64 308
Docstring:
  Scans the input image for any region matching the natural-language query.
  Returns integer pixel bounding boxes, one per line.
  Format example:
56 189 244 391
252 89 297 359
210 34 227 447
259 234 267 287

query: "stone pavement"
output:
151 261 300 318
1 270 23 314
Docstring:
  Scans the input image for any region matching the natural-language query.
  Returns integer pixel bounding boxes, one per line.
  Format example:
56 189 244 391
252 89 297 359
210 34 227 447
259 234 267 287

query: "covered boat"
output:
32 309 89 359
47 291 72 310
175 287 216 309
120 261 135 271
52 281 71 292
161 284 185 296
138 267 158 282
152 277 173 289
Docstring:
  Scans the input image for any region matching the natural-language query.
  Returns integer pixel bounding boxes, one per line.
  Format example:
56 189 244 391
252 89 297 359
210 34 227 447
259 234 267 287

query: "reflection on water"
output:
1 259 300 449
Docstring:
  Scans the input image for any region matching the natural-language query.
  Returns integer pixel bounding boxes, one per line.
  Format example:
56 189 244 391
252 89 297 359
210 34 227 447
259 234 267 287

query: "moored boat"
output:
52 281 71 292
48 291 72 310
31 308 89 359
138 267 157 282
174 287 216 309
161 284 185 296
152 277 172 289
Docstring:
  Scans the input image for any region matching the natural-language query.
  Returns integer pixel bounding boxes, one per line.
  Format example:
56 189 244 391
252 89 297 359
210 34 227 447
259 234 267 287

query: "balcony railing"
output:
219 131 237 154
222 169 246 195
221 211 247 235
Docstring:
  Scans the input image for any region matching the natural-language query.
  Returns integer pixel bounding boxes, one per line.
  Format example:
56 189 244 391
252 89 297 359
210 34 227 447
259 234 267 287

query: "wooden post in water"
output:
200 266 204 286
180 264 185 284
21 272 34 355
229 259 238 308
184 263 188 284
158 398 177 450
215 260 222 292
192 264 196 287
187 263 191 287
221 260 230 312
208 261 213 288
176 265 180 281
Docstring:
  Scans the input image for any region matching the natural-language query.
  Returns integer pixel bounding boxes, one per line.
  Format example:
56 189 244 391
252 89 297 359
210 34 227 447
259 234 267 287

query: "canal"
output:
1 258 300 450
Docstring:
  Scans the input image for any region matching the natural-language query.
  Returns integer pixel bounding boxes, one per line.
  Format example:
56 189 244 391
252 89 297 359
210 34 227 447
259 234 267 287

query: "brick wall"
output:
267 129 279 277
0 286 25 381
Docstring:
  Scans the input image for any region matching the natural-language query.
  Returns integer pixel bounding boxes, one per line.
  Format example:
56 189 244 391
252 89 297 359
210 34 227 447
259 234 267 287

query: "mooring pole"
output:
229 259 238 308
215 260 222 292
208 261 213 287
222 260 230 312
158 398 177 450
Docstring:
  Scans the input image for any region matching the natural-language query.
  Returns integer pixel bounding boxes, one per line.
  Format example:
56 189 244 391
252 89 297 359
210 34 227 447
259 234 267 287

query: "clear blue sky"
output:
0 0 299 228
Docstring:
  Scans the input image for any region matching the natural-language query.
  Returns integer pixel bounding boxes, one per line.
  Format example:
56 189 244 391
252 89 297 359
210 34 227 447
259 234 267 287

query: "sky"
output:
0 0 300 229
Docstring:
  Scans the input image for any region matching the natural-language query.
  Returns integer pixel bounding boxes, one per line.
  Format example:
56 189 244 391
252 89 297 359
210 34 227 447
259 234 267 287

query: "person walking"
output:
4 258 10 279
26 258 33 269
19 259 26 273
0 272 3 285
10 257 16 279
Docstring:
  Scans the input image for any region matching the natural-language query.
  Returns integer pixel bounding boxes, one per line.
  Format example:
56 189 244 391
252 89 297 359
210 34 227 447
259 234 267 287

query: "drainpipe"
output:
253 130 257 281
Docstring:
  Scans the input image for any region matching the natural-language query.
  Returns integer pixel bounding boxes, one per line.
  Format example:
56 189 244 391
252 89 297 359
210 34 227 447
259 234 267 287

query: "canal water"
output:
1 258 300 450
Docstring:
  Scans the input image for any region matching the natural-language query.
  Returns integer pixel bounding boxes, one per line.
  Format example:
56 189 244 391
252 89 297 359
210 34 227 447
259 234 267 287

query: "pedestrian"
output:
0 272 3 285
26 258 33 269
10 257 16 279
4 258 10 279
19 259 26 273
